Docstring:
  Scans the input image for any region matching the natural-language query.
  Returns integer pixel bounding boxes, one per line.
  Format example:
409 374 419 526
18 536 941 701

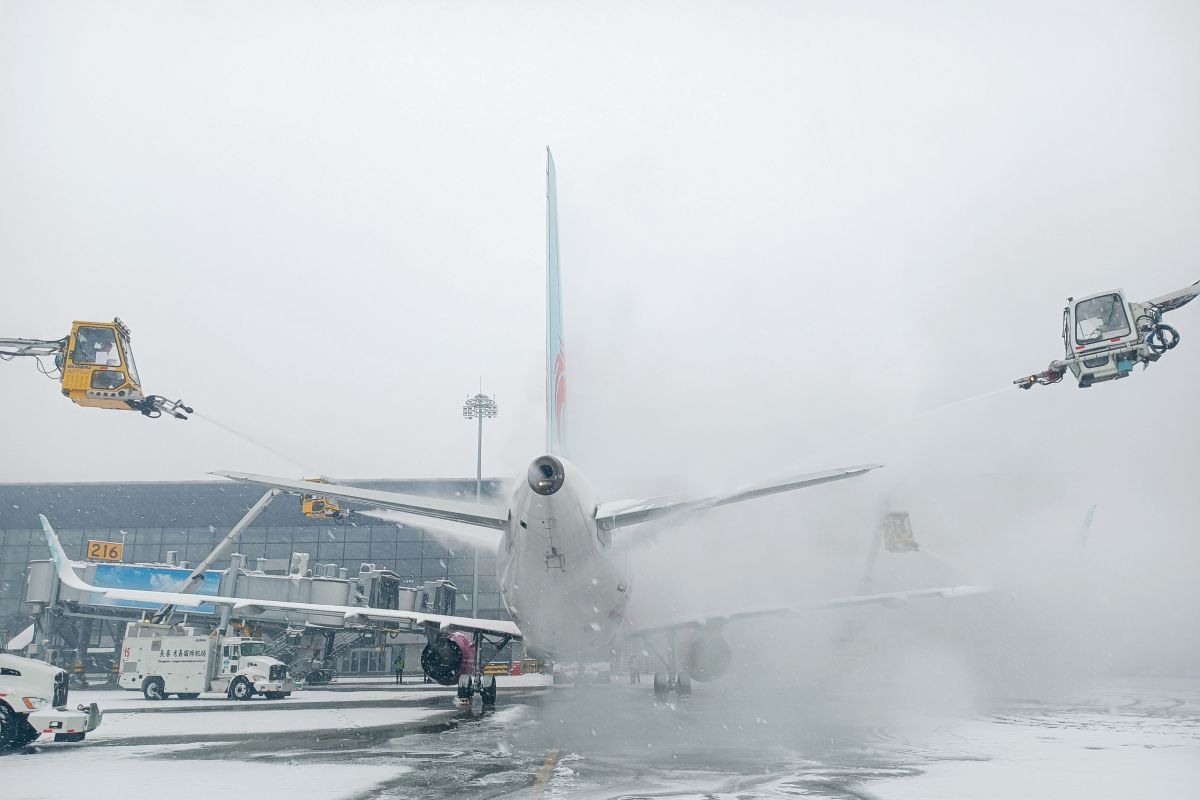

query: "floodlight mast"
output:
462 392 499 618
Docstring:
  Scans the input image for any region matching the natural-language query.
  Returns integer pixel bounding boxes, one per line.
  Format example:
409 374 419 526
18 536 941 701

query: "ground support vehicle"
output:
118 622 300 701
0 317 191 418
0 653 102 751
1016 280 1199 389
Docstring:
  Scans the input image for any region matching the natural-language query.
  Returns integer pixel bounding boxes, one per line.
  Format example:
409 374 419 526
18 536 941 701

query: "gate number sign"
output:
86 540 123 562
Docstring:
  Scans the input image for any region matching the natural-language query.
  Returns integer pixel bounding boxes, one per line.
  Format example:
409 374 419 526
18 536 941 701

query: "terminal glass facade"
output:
0 480 509 645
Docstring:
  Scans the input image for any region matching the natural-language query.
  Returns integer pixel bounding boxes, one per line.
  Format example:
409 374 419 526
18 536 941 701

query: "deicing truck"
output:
0 652 102 751
118 622 300 700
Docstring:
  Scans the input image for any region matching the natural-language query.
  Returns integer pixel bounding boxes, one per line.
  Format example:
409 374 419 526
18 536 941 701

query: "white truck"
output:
0 652 102 751
118 622 300 701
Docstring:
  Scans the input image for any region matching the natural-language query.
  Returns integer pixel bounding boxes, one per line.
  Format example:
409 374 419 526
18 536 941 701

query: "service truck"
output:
118 621 300 701
0 652 102 751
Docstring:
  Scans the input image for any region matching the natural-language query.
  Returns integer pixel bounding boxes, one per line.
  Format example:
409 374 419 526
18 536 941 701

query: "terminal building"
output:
0 479 513 680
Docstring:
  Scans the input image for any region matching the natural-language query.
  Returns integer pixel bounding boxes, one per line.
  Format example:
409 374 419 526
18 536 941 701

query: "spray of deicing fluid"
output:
802 384 1019 467
192 410 320 475
855 385 1017 444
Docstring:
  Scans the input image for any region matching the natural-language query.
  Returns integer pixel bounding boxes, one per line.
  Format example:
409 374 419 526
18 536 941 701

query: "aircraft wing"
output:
595 464 881 531
626 584 992 638
213 471 511 530
39 515 521 638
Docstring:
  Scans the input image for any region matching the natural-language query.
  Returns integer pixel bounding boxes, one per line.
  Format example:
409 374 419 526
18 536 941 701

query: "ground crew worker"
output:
393 650 405 684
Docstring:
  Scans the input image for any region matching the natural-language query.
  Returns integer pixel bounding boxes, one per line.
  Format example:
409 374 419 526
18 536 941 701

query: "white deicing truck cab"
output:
118 622 300 701
0 652 102 751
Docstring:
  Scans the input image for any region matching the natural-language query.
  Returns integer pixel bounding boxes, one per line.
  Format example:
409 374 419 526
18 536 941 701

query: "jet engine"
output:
679 629 733 682
420 631 476 686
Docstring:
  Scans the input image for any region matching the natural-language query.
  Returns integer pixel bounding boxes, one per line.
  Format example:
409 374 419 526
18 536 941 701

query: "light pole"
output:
462 392 498 617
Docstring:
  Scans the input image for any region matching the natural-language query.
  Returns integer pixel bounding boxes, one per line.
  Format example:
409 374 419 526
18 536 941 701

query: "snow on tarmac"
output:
91 704 452 741
82 686 452 712
5 743 405 800
866 684 1200 800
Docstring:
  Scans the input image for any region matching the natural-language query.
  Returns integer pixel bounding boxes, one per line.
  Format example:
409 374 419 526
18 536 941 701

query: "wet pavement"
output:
83 677 1200 799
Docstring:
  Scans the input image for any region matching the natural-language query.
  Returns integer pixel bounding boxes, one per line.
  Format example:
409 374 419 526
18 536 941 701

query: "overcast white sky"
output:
1 2 1197 510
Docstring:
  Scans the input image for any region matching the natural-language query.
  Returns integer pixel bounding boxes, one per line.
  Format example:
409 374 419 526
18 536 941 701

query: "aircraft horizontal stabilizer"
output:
213 471 511 530
595 464 882 531
38 514 521 639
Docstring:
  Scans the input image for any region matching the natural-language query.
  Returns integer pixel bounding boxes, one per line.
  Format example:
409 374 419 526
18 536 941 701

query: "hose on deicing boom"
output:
1146 323 1180 355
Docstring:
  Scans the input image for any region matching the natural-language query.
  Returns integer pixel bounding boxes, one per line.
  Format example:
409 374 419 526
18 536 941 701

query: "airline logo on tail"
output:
551 339 566 456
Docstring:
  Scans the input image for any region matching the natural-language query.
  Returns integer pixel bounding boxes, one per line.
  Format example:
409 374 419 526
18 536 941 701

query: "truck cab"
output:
0 653 102 751
213 636 296 699
1060 290 1148 387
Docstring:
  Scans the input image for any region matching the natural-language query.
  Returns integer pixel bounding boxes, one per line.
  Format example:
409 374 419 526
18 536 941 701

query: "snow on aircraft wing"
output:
625 584 992 638
595 464 882 531
213 471 511 530
39 515 521 638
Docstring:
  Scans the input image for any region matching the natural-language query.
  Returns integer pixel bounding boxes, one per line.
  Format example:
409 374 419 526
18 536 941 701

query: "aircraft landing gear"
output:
453 630 511 708
481 674 497 707
649 631 692 700
456 675 473 706
651 670 691 700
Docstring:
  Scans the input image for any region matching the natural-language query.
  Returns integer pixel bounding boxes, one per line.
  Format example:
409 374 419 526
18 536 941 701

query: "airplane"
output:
37 150 990 706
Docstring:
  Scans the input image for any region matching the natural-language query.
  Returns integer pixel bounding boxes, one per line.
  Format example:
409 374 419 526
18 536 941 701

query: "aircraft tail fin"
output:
546 147 567 458
39 514 95 593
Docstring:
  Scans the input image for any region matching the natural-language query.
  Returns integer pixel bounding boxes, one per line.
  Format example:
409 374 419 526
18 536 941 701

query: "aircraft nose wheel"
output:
653 671 670 698
481 674 497 707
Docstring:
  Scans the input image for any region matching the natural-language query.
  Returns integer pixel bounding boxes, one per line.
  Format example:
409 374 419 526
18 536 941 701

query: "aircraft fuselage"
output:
497 456 631 659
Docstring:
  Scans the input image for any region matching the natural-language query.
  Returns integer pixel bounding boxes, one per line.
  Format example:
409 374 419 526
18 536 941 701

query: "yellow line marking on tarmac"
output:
531 747 561 797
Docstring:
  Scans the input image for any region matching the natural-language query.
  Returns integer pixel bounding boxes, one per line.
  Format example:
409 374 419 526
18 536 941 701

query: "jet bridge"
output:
20 552 455 677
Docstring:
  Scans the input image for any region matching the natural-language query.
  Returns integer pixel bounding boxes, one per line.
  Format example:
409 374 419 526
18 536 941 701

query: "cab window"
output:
240 642 266 657
71 326 121 366
1074 294 1130 344
119 334 141 385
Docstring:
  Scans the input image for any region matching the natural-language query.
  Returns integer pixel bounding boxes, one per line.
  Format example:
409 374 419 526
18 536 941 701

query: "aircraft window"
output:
1074 294 1130 344
72 326 121 366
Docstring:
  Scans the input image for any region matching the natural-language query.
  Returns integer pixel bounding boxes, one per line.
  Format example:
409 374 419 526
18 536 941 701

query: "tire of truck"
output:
176 693 200 700
264 692 285 700
229 677 254 701
0 702 40 752
142 676 166 701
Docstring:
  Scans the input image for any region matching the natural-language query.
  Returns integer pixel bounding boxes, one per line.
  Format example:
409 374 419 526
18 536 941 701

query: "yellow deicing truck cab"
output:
60 319 144 410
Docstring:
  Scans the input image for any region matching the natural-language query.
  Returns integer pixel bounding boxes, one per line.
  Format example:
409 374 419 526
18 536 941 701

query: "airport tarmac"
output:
4 674 1197 799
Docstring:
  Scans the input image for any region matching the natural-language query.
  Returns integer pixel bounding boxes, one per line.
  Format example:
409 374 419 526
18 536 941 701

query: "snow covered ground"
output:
6 743 407 800
4 676 1196 799
865 683 1200 799
4 675 553 800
